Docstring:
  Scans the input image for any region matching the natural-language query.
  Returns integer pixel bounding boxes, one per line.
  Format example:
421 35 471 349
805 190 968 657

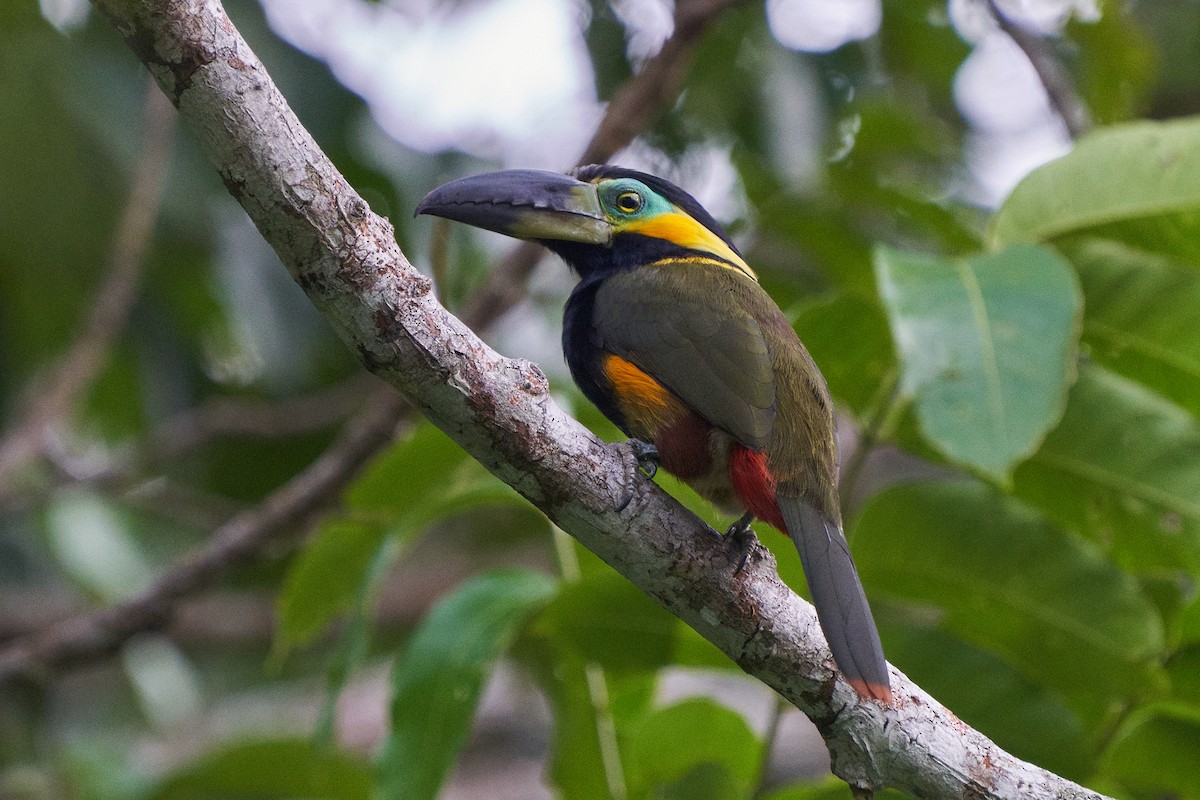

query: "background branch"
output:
143 371 381 463
985 0 1091 139
460 0 745 331
0 390 406 680
62 1 1116 797
0 0 749 686
0 78 176 487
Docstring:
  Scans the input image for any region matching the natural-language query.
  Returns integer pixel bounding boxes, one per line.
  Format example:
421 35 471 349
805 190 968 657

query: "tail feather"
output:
778 497 891 702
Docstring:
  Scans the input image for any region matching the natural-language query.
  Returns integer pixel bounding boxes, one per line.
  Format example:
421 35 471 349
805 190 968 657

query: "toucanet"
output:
416 166 891 701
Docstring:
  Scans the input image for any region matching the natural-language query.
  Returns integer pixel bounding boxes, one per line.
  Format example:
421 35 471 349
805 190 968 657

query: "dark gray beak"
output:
416 169 611 245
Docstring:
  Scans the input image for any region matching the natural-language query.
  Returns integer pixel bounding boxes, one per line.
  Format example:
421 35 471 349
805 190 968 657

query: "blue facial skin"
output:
596 178 675 223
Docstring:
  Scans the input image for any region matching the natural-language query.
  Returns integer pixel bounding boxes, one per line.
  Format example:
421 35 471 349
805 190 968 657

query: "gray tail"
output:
779 497 891 701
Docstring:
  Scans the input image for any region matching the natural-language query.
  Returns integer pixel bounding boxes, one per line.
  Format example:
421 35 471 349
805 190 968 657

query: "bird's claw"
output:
724 511 757 574
628 439 660 478
614 439 660 512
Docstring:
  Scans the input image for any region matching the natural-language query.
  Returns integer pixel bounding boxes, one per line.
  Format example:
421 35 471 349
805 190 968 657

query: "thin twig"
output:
42 435 246 529
0 390 407 681
551 524 628 800
0 374 376 515
576 0 747 166
458 0 747 331
0 78 176 486
144 371 380 463
985 0 1091 140
840 368 902 528
753 696 787 799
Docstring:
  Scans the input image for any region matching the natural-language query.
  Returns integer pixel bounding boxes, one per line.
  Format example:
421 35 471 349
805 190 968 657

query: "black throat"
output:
544 233 715 281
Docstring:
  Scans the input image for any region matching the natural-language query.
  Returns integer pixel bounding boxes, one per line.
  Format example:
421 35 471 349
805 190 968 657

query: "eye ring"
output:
615 190 643 214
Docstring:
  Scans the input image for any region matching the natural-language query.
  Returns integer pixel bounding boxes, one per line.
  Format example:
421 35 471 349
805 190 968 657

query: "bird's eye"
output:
615 191 643 214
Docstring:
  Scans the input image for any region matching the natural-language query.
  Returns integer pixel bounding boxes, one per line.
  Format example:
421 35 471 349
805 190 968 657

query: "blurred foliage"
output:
3 1 1200 799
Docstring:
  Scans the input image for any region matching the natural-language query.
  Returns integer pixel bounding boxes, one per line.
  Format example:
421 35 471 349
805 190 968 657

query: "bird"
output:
416 165 891 702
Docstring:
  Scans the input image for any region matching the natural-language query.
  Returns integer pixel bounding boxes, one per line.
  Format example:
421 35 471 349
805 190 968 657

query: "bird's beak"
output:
415 169 612 246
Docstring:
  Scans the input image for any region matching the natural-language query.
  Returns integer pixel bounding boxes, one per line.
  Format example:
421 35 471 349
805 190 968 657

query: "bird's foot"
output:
724 511 758 574
614 439 660 512
627 439 660 478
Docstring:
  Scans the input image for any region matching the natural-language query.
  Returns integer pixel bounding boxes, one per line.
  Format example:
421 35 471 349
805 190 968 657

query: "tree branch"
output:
143 371 381 463
459 0 745 331
985 0 1091 140
0 0 747 681
0 389 406 680
0 78 176 487
41 1 1112 796
577 0 745 166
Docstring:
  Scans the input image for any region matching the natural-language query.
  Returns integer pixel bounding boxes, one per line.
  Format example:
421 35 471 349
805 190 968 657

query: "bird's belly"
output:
600 352 767 518
661 420 787 533
660 424 740 514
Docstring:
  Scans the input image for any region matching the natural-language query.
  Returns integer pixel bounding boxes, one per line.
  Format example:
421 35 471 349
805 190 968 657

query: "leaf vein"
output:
1032 450 1200 518
953 259 1006 431
1083 321 1200 380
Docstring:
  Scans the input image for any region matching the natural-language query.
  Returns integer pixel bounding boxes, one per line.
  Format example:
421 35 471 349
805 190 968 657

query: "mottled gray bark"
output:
87 1 1113 797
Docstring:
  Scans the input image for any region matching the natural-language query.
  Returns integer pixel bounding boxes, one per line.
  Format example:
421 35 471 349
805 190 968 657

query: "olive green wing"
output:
592 263 776 449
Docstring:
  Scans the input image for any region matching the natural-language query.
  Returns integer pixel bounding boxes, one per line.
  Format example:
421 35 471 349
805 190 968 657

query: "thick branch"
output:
0 0 743 675
75 1 1111 797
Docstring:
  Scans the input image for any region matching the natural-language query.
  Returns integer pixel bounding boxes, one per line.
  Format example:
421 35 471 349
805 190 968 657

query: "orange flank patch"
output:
622 211 757 280
602 355 684 434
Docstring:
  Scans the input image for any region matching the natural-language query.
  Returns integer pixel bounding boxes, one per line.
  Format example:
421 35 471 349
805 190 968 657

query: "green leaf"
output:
763 779 911 800
990 117 1200 248
627 698 761 798
375 570 558 800
1068 7 1156 126
1182 596 1200 644
1167 644 1200 710
45 491 150 603
62 739 149 800
658 762 745 800
880 619 1090 777
0 27 126 376
1102 704 1200 798
1068 238 1200 418
517 626 655 800
1013 365 1200 574
533 570 679 674
751 192 874 297
652 471 727 530
879 0 972 113
276 518 389 651
522 642 622 800
347 421 518 520
316 595 374 746
515 533 661 798
792 293 896 416
874 245 1081 481
854 481 1165 698
149 739 370 800
279 423 522 655
672 623 740 671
